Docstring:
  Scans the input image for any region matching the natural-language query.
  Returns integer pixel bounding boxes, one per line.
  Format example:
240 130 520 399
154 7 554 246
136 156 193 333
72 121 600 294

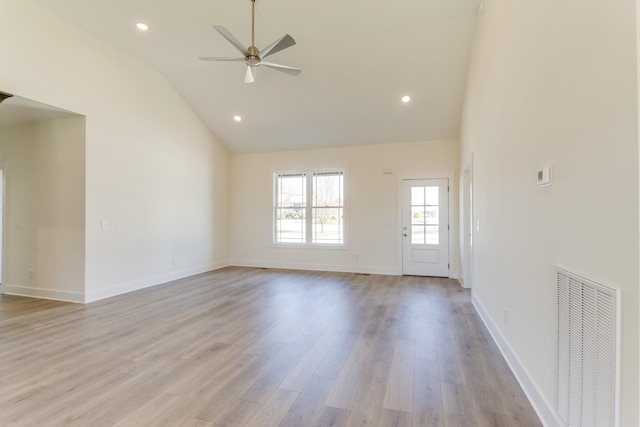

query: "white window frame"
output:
273 168 346 248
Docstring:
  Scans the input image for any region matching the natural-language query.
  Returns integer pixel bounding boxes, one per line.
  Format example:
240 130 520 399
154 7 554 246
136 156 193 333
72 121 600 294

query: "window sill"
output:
271 243 348 251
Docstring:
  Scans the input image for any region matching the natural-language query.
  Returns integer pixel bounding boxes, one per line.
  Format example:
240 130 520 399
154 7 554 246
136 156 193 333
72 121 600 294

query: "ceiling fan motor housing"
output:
246 46 261 66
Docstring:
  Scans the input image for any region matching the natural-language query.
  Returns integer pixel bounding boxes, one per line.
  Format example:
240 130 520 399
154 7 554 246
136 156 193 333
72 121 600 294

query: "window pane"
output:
313 171 343 206
411 187 424 206
425 225 439 245
276 217 306 243
312 207 343 244
312 171 344 244
425 207 439 225
275 173 306 243
412 207 426 225
425 186 439 206
277 173 306 208
412 225 425 244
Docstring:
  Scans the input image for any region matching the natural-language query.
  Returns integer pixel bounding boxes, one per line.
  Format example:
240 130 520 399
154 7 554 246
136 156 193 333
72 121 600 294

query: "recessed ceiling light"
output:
401 95 411 103
233 115 242 122
136 22 149 31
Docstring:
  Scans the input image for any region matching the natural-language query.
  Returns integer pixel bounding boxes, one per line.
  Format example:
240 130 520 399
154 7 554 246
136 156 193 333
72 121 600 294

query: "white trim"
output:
473 294 564 427
4 262 231 303
84 261 229 303
0 159 6 289
231 259 397 276
3 284 85 303
396 171 456 278
461 159 473 289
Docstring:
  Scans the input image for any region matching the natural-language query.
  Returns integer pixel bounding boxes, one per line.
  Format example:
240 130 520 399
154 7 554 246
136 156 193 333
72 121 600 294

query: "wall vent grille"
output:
555 267 619 427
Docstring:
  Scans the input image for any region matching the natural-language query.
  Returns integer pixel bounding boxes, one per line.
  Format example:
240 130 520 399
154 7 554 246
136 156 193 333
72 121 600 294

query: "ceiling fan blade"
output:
260 34 296 58
244 66 256 84
261 62 302 76
213 25 249 56
198 57 245 62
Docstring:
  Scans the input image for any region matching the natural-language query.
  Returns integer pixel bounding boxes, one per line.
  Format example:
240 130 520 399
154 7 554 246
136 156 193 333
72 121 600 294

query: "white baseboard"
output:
2 284 85 303
472 295 563 427
85 261 230 303
230 259 398 276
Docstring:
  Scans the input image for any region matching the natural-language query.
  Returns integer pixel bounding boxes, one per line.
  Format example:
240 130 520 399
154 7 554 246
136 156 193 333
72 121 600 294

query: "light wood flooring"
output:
0 267 542 427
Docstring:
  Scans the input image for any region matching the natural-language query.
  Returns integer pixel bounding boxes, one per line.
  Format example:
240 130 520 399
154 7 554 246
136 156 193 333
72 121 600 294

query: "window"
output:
274 169 344 245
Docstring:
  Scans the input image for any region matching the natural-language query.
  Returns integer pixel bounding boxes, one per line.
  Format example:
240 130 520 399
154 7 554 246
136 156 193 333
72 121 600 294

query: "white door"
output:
402 179 449 277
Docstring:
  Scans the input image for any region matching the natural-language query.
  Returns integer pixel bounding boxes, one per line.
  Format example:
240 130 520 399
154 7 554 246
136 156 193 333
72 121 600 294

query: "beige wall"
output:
460 0 639 425
0 1 230 301
0 117 86 300
230 140 459 275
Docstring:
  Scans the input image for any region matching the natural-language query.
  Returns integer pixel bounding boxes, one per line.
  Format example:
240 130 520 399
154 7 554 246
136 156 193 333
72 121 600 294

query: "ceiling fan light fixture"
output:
246 57 260 67
136 22 149 31
233 115 242 122
401 95 411 103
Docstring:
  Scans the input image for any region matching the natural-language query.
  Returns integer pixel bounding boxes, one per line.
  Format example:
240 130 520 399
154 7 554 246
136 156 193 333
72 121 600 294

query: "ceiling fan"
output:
199 0 301 83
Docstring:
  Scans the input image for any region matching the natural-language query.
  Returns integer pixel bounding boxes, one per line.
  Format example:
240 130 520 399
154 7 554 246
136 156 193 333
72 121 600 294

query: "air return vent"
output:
555 268 619 427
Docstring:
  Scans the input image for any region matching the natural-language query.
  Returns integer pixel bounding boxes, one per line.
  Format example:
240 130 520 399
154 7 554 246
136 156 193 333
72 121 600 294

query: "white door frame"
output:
462 164 473 288
397 171 455 278
0 160 6 290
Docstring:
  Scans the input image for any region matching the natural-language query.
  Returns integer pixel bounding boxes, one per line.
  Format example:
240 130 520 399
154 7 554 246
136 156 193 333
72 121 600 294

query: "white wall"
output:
230 140 459 275
0 117 86 300
0 1 230 301
460 0 639 426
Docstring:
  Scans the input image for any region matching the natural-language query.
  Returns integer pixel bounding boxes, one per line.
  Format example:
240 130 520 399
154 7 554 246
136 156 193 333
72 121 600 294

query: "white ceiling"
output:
29 0 480 154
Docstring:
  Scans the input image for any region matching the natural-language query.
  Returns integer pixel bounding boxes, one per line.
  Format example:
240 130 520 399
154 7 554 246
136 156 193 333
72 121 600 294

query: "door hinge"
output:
448 263 450 269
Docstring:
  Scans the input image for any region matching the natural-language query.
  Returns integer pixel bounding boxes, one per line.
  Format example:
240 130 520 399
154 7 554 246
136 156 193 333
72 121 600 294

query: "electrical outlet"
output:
171 258 177 266
29 269 35 279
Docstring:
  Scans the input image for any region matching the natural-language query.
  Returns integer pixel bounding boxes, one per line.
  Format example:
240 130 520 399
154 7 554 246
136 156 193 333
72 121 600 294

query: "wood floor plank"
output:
243 388 300 427
280 331 341 392
208 398 260 427
383 339 416 413
111 392 182 427
412 357 444 427
278 376 334 427
0 267 542 427
344 360 390 426
178 418 214 427
381 408 413 427
310 406 351 427
441 382 481 427
323 338 376 409
239 334 319 403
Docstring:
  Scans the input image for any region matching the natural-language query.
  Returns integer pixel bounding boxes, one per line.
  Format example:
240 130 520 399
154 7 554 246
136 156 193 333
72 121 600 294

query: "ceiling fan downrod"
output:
247 0 259 66
251 0 256 49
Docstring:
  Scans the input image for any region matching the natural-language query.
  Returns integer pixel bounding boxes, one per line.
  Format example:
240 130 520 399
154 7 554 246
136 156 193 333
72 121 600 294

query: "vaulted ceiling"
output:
28 0 480 153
